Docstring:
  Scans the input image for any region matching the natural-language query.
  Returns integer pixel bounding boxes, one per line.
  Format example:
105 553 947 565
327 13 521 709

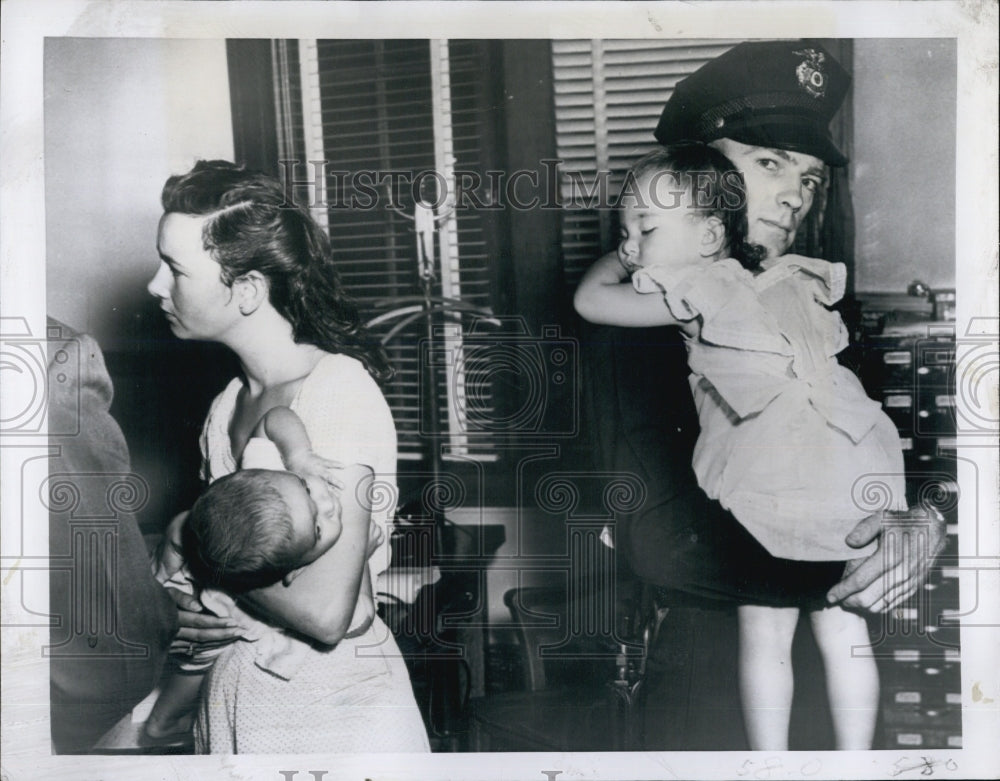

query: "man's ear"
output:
233 270 268 316
699 216 726 258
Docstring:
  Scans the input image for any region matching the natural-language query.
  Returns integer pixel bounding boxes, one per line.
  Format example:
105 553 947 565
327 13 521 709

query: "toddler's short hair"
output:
183 470 305 593
625 143 766 270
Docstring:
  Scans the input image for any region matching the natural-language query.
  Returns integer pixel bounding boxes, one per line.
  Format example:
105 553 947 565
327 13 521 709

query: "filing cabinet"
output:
856 313 961 750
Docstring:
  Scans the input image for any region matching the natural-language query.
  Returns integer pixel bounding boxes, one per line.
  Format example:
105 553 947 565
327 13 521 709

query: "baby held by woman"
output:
575 143 906 750
146 406 379 739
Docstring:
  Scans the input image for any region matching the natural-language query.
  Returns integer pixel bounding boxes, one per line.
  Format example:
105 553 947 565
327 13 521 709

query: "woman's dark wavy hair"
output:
625 143 767 271
161 160 392 382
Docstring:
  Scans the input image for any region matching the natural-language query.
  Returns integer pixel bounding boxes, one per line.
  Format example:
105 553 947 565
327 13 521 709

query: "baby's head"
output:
183 469 342 593
617 143 765 274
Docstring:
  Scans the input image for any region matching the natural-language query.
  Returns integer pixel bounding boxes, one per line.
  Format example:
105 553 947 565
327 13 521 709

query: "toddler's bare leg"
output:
738 604 801 750
809 605 879 749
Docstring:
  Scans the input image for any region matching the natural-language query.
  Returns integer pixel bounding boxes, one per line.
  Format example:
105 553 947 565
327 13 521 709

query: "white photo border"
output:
2 2 997 779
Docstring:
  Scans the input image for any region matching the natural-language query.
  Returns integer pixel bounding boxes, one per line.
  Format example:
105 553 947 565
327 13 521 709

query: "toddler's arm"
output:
574 251 687 327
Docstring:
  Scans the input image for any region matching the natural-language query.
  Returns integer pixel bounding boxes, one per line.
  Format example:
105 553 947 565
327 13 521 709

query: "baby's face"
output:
618 172 714 274
264 471 343 565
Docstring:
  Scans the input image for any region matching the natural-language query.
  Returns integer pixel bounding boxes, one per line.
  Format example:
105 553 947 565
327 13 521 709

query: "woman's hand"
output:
166 587 243 656
826 505 947 612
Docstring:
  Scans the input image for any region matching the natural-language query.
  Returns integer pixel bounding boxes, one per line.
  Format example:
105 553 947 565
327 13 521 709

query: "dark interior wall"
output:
44 38 236 531
44 38 234 348
851 39 956 292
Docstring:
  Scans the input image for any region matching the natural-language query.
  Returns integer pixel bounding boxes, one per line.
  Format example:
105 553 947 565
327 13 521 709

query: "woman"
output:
148 160 429 753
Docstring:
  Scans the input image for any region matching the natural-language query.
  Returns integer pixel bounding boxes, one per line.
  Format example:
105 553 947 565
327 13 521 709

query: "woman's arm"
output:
343 566 376 639
574 251 686 327
240 463 374 645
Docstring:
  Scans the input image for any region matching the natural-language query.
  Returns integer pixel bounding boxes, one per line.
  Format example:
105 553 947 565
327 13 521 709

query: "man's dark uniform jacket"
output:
590 324 842 749
47 319 177 753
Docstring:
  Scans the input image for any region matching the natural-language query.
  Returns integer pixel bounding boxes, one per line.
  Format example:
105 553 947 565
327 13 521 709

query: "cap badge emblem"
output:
793 48 827 99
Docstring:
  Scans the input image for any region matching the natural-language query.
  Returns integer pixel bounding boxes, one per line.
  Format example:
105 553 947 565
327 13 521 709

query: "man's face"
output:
709 138 827 258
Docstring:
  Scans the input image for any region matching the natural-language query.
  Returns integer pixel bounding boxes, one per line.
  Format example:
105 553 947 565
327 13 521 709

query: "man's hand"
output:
166 588 244 656
826 506 947 612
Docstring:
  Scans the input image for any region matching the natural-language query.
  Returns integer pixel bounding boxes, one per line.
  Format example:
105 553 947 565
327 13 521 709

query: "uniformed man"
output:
585 40 946 749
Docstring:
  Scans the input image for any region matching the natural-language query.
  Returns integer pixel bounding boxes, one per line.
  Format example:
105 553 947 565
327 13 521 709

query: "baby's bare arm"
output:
257 406 313 469
257 406 344 490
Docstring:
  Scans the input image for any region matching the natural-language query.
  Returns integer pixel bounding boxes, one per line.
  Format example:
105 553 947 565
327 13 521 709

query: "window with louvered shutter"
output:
277 40 500 463
552 39 741 291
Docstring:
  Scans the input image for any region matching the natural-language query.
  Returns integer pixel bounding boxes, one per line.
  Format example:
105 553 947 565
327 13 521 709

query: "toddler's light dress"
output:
633 255 907 562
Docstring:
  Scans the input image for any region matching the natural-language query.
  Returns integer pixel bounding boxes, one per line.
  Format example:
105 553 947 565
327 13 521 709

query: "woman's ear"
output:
233 270 268 316
699 216 727 259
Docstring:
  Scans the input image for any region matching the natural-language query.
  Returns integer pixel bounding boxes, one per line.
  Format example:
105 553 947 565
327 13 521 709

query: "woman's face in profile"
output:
148 212 240 342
